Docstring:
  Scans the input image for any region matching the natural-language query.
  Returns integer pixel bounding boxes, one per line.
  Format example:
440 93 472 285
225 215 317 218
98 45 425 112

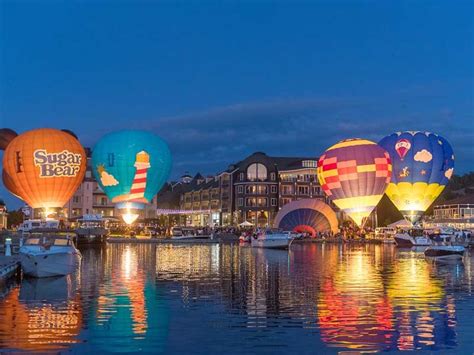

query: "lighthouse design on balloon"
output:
119 150 151 203
92 130 172 225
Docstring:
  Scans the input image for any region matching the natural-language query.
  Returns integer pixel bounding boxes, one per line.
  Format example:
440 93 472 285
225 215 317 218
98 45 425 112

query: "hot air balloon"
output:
91 130 172 225
317 138 392 226
378 131 454 224
1 128 87 217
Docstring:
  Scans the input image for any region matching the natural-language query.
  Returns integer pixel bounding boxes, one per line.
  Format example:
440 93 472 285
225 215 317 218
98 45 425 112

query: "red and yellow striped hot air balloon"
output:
1 128 86 214
317 138 392 226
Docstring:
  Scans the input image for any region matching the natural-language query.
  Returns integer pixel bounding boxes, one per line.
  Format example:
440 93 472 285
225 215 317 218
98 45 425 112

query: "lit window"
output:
302 160 317 168
247 163 267 181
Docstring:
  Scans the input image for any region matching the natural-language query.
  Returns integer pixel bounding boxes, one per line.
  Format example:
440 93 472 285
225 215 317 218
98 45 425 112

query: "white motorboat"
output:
20 236 82 278
394 228 432 247
250 229 294 249
424 246 465 261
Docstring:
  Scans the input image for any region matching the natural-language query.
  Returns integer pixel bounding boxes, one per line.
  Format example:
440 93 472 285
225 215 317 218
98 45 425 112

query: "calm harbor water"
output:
1 243 473 354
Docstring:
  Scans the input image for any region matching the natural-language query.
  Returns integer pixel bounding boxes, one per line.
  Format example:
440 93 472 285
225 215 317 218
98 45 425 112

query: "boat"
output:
74 215 110 246
171 227 210 240
424 245 465 261
250 229 294 249
17 219 59 234
19 236 82 278
394 228 432 247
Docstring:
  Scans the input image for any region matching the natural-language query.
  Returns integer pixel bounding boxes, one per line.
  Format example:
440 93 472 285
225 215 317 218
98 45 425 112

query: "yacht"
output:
250 229 294 249
20 236 82 278
171 227 210 240
18 219 59 233
394 228 432 247
424 245 465 261
74 215 109 246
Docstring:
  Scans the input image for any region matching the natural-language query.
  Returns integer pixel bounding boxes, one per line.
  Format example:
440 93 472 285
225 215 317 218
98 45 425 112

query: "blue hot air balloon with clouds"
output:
92 130 172 224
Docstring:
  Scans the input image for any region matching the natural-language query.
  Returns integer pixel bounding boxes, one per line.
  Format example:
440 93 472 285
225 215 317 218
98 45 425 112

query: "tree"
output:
7 209 24 229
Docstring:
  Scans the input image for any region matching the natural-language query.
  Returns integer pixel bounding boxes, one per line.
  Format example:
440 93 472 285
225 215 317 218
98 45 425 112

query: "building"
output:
0 200 7 229
426 195 474 229
167 152 326 227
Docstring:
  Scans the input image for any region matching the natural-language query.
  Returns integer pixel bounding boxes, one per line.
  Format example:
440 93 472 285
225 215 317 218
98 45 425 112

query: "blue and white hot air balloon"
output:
92 130 172 224
378 131 454 223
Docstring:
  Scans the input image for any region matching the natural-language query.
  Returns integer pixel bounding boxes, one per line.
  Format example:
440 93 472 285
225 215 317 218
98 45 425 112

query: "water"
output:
0 243 473 354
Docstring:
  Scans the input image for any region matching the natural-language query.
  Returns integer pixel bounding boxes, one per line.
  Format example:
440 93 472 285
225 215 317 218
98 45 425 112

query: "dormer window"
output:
302 160 317 168
247 163 267 181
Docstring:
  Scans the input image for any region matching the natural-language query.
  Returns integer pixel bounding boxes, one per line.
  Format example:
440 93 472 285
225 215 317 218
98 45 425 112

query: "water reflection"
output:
0 275 81 351
0 243 472 353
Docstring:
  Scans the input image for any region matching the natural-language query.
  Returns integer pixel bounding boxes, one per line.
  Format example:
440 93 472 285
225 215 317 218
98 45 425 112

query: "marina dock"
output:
0 256 20 283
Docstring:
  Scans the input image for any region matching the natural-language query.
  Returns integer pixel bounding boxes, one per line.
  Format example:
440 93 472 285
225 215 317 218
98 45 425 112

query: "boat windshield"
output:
25 238 41 245
409 229 425 237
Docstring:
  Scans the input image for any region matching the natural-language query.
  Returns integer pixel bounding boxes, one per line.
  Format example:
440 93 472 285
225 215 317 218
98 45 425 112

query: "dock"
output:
0 256 20 283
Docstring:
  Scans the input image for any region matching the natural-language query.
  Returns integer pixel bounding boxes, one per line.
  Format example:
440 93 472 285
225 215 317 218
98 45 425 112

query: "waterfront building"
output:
167 152 326 227
425 194 474 229
230 152 324 226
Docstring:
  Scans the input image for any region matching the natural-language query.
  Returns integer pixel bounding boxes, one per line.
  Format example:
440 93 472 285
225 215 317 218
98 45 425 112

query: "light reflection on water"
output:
0 243 473 353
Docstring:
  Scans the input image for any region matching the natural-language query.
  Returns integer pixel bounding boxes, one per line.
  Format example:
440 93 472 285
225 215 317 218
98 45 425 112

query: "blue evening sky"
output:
0 0 473 209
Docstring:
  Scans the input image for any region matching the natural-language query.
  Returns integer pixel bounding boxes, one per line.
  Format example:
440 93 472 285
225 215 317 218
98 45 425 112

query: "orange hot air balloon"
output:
2 128 86 209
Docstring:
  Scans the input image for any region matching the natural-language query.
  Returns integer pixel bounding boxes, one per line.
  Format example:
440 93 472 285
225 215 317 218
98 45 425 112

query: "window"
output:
237 185 243 193
271 198 277 206
240 172 245 181
73 196 80 203
271 185 277 193
281 198 291 206
270 172 276 181
237 198 243 207
298 186 309 195
247 163 267 181
246 185 268 194
302 160 317 168
246 197 267 207
282 185 294 195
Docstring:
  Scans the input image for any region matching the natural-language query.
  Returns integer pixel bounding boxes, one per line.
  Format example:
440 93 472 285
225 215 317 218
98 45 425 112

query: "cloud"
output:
445 168 454 179
101 171 119 186
414 149 433 163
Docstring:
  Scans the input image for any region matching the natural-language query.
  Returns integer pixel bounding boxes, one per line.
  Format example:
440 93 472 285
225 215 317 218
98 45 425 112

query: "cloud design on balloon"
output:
414 149 433 163
101 171 119 186
444 168 454 180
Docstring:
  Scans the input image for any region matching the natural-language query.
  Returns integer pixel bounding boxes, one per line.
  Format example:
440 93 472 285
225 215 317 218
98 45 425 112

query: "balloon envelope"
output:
379 131 454 223
2 128 87 209
317 138 392 226
91 130 172 221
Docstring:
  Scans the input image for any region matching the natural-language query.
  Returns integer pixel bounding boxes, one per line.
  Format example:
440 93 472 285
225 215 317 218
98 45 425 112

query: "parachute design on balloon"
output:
317 138 392 226
378 131 454 224
91 130 172 224
1 128 87 211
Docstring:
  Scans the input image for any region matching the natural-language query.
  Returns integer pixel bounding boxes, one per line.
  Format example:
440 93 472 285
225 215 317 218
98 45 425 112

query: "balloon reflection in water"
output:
95 246 148 336
0 275 82 351
386 253 456 351
317 248 395 351
315 246 457 351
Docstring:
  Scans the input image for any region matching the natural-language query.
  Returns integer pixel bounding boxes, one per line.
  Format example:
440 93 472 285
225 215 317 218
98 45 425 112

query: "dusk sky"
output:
1 1 472 209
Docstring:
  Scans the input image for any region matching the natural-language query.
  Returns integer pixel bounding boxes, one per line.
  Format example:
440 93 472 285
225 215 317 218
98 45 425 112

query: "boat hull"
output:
394 235 432 247
251 238 291 249
20 252 81 278
424 246 465 261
